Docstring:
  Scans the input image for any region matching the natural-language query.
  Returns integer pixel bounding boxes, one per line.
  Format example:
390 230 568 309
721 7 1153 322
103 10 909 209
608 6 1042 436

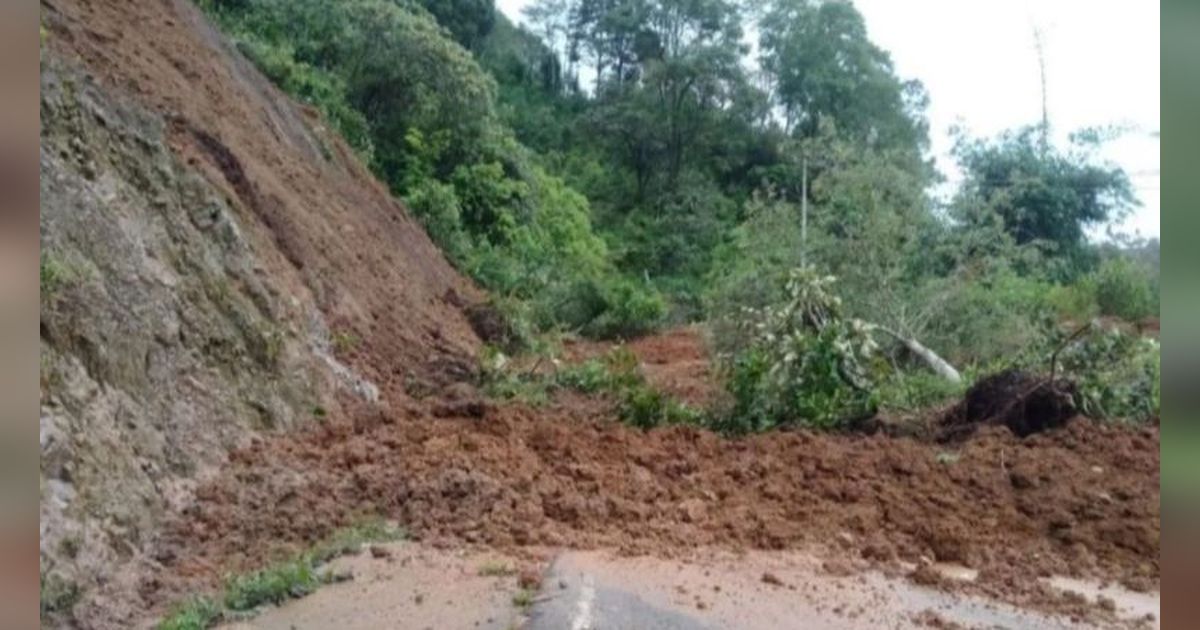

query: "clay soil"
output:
148 327 1159 624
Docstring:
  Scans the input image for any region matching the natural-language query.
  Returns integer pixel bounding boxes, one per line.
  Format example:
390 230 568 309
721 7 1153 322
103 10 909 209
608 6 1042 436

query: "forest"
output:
196 0 1159 431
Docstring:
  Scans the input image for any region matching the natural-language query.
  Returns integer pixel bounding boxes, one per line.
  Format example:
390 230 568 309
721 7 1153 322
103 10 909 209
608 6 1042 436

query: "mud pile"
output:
154 392 1159 616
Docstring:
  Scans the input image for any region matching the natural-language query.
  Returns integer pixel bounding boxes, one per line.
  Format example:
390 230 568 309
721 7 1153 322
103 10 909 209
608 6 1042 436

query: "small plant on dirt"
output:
157 596 221 630
511 588 536 609
717 267 880 433
478 560 516 577
331 329 360 354
223 557 320 611
310 518 406 564
618 383 705 429
158 519 403 627
554 358 613 393
40 251 86 301
479 344 553 405
567 347 704 429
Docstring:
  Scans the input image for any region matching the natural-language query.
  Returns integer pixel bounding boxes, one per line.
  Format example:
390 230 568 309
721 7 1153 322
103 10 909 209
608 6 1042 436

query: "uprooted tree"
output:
719 267 961 432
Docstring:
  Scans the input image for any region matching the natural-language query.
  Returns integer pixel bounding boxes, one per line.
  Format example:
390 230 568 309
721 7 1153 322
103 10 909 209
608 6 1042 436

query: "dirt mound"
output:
146 395 1158 620
941 370 1078 440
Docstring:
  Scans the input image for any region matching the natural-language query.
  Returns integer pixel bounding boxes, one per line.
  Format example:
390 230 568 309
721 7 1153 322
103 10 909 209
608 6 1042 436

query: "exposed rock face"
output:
38 0 482 625
40 58 333 626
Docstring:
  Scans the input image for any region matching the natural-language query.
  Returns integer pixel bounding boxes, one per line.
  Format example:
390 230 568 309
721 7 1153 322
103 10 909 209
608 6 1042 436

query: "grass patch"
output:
158 597 221 630
157 519 405 628
223 557 320 611
40 571 80 620
40 251 84 299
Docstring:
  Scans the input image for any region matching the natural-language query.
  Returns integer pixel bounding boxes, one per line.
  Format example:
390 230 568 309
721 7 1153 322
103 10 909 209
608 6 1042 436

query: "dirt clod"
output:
942 370 1078 439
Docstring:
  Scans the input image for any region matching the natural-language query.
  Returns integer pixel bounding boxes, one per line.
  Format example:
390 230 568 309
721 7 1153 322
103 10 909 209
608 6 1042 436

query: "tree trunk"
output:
876 326 962 383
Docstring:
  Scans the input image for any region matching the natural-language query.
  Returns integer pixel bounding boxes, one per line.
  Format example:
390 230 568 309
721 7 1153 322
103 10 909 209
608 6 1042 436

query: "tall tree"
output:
951 126 1136 278
758 0 928 154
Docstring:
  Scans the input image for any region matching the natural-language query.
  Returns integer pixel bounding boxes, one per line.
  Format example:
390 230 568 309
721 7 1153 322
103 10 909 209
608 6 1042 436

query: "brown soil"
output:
144 327 1158 623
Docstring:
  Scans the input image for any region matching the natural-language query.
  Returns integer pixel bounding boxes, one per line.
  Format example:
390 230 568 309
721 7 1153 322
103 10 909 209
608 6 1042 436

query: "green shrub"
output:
618 384 704 429
1092 256 1157 321
584 278 666 339
405 179 472 262
716 268 880 433
1054 327 1160 422
922 272 1056 366
554 358 612 393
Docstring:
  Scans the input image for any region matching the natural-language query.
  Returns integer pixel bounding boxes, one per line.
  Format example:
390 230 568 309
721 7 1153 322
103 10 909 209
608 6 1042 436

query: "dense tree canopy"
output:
200 0 1153 372
951 126 1136 278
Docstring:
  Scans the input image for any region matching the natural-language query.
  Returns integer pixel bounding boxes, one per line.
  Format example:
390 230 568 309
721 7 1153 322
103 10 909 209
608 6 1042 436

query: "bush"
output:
619 383 704 429
1092 256 1157 321
404 179 472 263
584 277 666 339
922 272 1057 367
1053 326 1160 422
717 268 879 433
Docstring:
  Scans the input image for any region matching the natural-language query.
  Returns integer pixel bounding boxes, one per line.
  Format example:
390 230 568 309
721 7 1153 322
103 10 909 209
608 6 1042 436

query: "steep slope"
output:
39 0 482 626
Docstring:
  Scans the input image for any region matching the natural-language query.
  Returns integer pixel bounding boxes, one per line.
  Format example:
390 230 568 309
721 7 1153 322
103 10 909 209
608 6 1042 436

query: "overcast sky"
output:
495 0 1160 238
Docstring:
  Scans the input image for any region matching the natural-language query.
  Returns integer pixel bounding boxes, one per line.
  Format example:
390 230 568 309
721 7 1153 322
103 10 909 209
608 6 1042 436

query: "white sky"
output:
496 0 1160 238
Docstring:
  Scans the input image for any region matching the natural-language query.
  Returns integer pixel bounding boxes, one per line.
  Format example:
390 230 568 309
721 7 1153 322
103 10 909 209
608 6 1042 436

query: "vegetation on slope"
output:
199 0 1158 429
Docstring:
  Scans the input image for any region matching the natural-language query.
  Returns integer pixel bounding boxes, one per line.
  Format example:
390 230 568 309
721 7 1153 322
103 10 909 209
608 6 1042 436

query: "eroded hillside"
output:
40 0 484 625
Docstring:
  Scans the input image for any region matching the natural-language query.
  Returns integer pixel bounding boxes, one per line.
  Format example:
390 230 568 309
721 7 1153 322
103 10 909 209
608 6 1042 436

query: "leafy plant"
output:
717 267 879 432
1052 325 1160 422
